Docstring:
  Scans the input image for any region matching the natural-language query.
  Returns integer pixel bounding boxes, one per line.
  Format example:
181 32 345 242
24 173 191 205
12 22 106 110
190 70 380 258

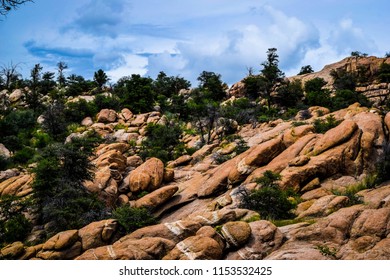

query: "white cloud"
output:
146 5 320 84
106 54 148 82
328 18 377 54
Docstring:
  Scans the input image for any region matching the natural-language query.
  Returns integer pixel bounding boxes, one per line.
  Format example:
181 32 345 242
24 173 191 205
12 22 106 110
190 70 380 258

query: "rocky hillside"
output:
1 56 390 260
1 102 390 260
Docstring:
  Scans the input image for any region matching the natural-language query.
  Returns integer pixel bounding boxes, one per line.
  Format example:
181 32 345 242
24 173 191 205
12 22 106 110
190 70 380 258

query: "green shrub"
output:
220 97 262 125
239 171 296 220
315 244 337 259
140 122 183 163
0 155 10 171
331 89 371 110
65 99 98 123
292 121 307 127
332 174 377 206
378 63 390 83
0 195 32 245
305 90 332 107
313 115 341 134
12 146 36 165
0 214 32 245
94 93 121 111
30 130 52 149
112 206 156 234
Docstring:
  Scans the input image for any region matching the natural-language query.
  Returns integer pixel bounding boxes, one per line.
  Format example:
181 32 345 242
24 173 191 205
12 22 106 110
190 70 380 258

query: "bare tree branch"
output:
0 0 34 16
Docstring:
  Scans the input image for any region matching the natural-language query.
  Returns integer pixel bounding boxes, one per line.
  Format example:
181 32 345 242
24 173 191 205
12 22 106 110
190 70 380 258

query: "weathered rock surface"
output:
129 158 165 193
97 109 118 123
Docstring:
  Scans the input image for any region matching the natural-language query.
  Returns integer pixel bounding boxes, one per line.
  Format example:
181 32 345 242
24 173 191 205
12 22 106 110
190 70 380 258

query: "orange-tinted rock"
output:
311 120 358 156
129 158 164 193
163 168 175 183
77 237 175 260
244 137 285 167
1 242 25 259
120 108 133 121
79 219 119 251
226 220 284 260
163 236 223 260
97 109 117 123
42 230 79 251
134 185 178 209
221 221 251 248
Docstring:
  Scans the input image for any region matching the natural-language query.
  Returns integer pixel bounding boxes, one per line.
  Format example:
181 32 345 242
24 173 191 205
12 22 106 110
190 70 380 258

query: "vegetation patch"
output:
313 115 341 134
239 171 297 220
112 206 156 234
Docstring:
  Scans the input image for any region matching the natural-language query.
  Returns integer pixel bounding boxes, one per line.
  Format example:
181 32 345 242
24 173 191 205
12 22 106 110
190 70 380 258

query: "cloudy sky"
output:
0 0 389 85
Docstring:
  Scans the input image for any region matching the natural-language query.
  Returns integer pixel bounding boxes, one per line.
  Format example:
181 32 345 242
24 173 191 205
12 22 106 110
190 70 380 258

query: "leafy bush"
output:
243 75 262 100
0 195 32 245
220 98 262 125
313 115 341 134
330 69 357 91
140 122 183 163
315 244 337 258
94 93 121 111
239 171 296 220
112 206 156 234
331 89 371 110
298 65 314 75
0 155 10 171
41 101 68 141
378 63 390 83
30 130 52 149
65 99 98 123
11 146 36 165
0 214 32 245
332 174 377 206
0 109 36 147
304 77 327 94
275 79 304 107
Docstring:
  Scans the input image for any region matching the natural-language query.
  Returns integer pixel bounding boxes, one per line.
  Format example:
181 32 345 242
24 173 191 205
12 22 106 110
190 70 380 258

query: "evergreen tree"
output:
258 48 285 108
93 69 109 89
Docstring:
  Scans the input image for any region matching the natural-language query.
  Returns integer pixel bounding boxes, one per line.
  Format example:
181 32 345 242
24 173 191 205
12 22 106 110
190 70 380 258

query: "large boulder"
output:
0 174 33 197
37 230 82 260
226 220 284 260
0 143 11 159
133 185 179 209
311 120 358 156
220 221 251 248
163 236 223 260
78 219 119 251
97 109 117 123
1 242 25 259
77 237 175 260
9 89 24 103
129 158 164 193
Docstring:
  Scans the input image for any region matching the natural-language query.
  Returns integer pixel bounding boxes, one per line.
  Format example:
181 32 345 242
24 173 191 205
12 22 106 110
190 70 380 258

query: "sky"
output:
0 0 389 86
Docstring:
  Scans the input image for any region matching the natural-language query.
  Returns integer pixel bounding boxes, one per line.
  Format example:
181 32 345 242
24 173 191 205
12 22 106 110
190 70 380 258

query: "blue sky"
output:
0 0 389 85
